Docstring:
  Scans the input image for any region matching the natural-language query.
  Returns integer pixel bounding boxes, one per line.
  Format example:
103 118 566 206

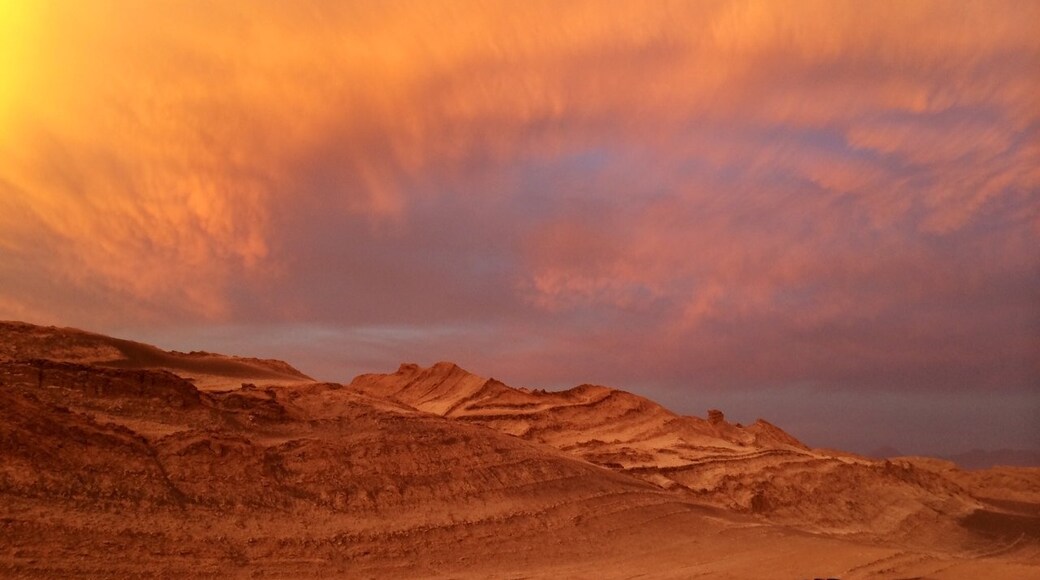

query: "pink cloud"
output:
0 1 1035 411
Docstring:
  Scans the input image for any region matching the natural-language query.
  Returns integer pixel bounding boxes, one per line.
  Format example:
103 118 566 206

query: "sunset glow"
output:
1 1 1037 454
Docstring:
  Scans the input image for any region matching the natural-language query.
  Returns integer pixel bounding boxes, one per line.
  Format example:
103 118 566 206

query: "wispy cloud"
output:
0 1 1036 417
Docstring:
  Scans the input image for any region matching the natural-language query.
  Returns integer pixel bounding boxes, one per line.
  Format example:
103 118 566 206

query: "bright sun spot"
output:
0 1 35 128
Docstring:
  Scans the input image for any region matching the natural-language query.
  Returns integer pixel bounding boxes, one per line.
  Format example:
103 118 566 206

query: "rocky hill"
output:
351 362 1033 540
0 321 313 390
0 358 708 577
1 322 1037 578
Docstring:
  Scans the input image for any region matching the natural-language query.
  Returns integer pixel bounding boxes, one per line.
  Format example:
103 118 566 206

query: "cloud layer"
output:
1 1 1037 451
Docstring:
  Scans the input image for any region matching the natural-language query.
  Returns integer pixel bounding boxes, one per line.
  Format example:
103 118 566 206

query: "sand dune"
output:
1 323 1038 578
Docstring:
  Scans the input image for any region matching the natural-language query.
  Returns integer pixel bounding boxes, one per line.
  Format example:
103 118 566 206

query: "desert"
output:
1 2 1038 578
1 321 1037 578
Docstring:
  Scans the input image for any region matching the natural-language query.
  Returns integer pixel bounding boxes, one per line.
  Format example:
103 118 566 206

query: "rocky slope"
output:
0 359 708 577
0 321 312 390
351 362 1030 541
1 322 1037 578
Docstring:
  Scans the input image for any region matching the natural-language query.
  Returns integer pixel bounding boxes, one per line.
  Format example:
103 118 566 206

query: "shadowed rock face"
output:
707 409 725 425
1 359 204 408
0 387 182 507
0 322 1038 578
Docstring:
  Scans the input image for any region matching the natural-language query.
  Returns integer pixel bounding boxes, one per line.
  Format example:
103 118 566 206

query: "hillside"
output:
0 321 313 390
0 322 1037 578
351 362 1035 540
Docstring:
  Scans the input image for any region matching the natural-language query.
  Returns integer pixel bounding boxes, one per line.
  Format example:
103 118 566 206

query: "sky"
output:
0 1 1037 456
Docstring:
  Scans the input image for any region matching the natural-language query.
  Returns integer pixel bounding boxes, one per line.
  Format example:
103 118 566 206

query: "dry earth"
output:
1 321 1038 578
0 321 313 391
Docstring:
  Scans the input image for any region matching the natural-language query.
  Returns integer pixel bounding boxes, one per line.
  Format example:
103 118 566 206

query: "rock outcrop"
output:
707 409 725 425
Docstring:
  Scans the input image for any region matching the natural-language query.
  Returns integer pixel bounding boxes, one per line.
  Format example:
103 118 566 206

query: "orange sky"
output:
0 1 1037 454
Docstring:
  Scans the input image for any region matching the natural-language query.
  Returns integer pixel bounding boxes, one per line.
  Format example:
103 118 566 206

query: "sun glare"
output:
0 1 35 129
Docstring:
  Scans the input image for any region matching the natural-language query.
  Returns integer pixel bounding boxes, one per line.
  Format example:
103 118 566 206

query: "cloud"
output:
0 0 1036 410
